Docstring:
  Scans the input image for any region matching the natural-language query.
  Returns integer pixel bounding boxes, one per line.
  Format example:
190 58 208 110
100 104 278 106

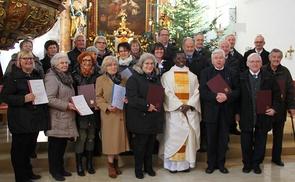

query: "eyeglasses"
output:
20 57 34 61
96 41 106 44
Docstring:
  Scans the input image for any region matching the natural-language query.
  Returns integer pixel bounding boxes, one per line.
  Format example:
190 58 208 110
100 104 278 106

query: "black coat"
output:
163 43 178 71
40 54 51 74
200 66 240 124
226 54 246 72
239 69 281 132
1 65 49 134
126 71 164 134
244 48 270 66
67 47 82 72
263 64 295 122
72 67 101 129
187 50 210 80
96 49 113 66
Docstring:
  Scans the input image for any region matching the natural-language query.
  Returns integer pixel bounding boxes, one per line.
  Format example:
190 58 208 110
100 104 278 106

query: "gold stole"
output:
170 71 189 161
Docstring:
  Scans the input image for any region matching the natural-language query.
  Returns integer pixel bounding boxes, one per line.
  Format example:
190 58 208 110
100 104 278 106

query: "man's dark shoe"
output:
30 173 41 180
144 169 156 176
135 171 144 179
62 170 72 176
253 166 262 174
205 167 215 174
242 166 252 173
52 174 65 181
272 160 284 166
219 167 229 174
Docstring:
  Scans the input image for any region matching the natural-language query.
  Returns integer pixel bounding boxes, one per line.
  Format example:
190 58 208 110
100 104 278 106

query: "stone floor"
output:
1 156 295 182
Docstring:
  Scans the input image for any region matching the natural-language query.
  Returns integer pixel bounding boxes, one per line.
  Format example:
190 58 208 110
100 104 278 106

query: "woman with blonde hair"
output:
2 50 49 182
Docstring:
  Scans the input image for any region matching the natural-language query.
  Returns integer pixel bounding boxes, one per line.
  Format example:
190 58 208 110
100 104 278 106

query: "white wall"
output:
234 0 295 55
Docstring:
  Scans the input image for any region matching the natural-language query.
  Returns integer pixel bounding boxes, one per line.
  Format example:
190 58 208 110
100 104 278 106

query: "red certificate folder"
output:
77 84 96 108
146 84 165 111
206 74 232 94
256 90 272 114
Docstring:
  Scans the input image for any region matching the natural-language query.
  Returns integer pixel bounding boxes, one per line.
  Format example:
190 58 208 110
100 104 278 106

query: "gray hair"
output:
86 46 99 54
133 53 158 74
247 53 262 63
182 37 194 47
93 36 107 46
50 52 70 67
74 34 86 42
269 48 283 58
101 56 119 74
211 49 225 60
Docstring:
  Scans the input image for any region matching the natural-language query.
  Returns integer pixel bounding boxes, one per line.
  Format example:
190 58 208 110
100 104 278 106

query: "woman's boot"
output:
86 151 96 174
107 162 117 178
114 158 122 175
75 153 85 176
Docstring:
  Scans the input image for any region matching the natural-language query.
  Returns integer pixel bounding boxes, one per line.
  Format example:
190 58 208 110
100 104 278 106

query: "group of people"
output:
1 28 295 182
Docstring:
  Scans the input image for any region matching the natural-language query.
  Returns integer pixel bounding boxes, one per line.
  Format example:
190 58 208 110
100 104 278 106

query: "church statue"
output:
70 0 92 37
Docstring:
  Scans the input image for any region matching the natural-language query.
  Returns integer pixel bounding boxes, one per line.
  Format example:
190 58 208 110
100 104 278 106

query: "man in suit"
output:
200 49 239 174
157 28 178 71
219 40 244 135
263 48 295 166
243 35 270 66
193 33 211 152
67 34 86 72
193 33 211 63
225 34 243 63
183 37 210 80
239 53 281 174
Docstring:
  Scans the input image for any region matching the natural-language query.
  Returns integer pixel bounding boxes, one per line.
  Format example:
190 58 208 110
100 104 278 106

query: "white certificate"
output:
120 68 132 80
28 79 49 105
71 95 93 116
111 84 126 110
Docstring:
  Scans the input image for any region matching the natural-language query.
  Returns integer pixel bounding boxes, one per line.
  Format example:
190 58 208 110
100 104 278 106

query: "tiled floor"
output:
1 157 295 182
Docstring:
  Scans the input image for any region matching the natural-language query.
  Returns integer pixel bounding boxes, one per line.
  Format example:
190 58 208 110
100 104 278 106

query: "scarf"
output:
106 72 122 85
52 67 73 88
118 55 133 66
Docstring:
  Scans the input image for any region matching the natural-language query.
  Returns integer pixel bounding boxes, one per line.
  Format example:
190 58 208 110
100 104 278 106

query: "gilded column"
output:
60 0 71 52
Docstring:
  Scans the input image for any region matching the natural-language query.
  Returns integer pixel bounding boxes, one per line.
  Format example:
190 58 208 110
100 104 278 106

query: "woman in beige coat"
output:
96 56 129 178
45 53 79 181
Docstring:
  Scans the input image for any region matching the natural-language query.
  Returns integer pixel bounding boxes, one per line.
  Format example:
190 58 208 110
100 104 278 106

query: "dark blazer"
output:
231 48 243 62
2 65 49 134
67 47 83 72
126 71 164 134
187 50 210 80
226 54 246 72
244 48 270 66
239 69 281 132
263 64 295 122
200 66 239 124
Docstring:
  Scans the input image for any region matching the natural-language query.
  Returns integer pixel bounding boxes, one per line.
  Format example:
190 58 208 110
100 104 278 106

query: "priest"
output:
160 52 201 173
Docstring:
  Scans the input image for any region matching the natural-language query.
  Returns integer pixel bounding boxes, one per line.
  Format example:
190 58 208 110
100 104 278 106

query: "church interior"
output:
0 0 295 182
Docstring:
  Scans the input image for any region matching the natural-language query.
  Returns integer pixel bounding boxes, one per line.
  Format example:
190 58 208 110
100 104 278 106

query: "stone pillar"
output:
60 0 72 52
